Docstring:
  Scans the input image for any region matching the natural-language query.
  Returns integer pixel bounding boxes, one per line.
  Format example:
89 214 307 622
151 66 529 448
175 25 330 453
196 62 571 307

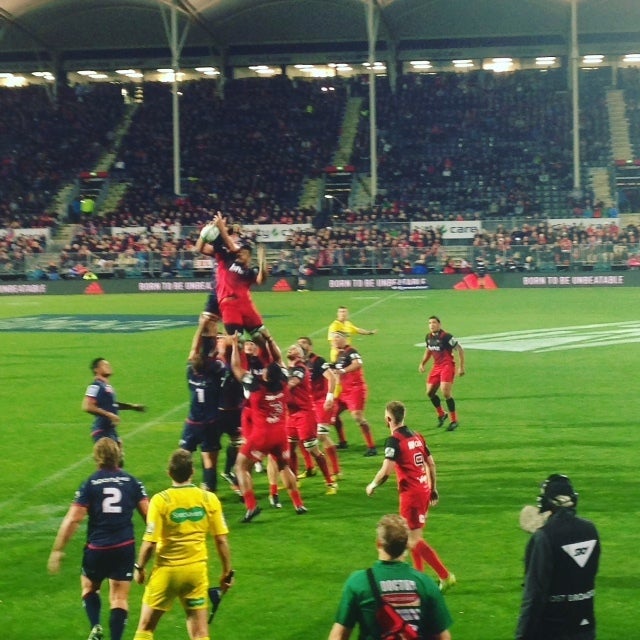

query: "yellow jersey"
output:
327 319 360 343
143 484 229 567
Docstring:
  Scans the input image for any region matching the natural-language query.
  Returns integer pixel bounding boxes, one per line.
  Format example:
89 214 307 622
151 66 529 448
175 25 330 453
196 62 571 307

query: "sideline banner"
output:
0 271 636 296
410 220 481 239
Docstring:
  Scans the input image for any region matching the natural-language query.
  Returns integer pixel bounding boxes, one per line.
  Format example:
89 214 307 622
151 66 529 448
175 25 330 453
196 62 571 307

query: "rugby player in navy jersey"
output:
418 315 465 431
82 358 146 462
180 319 226 493
48 437 149 640
366 401 455 592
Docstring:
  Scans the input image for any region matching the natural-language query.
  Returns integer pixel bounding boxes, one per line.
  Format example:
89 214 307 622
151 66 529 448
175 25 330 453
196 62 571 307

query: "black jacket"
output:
516 508 600 640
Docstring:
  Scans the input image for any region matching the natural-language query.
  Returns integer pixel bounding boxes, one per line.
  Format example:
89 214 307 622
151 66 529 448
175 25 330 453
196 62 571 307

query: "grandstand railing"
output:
9 241 638 283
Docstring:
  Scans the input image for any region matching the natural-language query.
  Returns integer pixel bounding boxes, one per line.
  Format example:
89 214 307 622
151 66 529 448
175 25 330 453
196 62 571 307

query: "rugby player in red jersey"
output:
366 401 456 592
331 332 377 456
229 333 306 522
285 344 337 495
297 336 341 478
419 315 465 431
197 214 270 342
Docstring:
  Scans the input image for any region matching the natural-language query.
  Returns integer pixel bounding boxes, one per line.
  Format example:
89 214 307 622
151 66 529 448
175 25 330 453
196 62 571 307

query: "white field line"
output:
306 292 400 339
0 402 188 513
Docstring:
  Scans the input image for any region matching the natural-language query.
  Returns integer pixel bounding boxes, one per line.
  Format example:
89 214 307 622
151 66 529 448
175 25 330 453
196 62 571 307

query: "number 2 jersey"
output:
74 468 148 549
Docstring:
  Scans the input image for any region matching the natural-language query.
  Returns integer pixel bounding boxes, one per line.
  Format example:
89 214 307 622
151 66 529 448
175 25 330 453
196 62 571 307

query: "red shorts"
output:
219 297 263 331
428 363 455 386
287 409 317 442
312 398 332 426
240 406 253 440
399 489 431 530
338 384 367 412
240 429 288 464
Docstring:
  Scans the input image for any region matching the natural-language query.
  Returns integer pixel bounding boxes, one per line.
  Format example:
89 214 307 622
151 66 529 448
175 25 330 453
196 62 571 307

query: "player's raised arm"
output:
256 243 267 285
229 333 247 382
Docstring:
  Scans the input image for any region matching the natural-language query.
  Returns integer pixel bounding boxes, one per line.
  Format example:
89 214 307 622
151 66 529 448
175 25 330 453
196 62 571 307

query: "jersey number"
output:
102 487 123 513
196 388 205 404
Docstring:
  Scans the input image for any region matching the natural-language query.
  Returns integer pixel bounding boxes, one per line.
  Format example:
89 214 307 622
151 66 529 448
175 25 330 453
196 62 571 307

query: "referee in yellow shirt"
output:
327 306 377 362
132 449 233 640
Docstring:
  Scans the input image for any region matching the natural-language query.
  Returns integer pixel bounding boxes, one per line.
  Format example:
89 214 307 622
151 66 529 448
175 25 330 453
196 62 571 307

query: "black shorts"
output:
82 544 135 583
210 410 242 450
205 293 221 317
179 420 216 452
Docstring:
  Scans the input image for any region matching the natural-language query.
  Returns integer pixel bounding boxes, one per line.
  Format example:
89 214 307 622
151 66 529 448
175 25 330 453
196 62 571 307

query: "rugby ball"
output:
200 224 220 243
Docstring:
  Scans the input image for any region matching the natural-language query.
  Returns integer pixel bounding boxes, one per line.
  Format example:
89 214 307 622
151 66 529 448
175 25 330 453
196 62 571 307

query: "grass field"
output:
1 287 639 640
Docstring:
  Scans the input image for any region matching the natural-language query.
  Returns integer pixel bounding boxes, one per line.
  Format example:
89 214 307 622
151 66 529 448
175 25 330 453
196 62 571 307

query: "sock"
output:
359 421 376 448
445 397 456 414
334 415 347 444
110 607 128 640
269 483 279 497
431 395 445 416
313 451 333 483
243 489 258 511
203 467 217 492
288 488 304 509
300 444 314 471
411 547 425 571
225 445 238 475
83 591 101 627
133 632 154 640
414 539 449 579
325 444 340 475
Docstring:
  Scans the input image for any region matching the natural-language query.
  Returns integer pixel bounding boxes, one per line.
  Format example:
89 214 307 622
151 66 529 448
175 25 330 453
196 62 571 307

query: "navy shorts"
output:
179 421 216 452
90 429 121 445
205 293 221 317
82 544 135 583
210 410 241 450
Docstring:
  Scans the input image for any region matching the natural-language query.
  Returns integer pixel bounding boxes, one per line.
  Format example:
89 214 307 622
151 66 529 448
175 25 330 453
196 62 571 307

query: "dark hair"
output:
264 362 286 392
428 315 441 323
91 357 106 372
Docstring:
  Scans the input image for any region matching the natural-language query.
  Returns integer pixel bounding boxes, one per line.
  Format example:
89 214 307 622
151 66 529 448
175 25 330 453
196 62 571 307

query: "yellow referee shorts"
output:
142 562 208 611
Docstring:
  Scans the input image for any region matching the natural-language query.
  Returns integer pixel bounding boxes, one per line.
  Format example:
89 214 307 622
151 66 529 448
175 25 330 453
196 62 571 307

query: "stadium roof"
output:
1 0 640 70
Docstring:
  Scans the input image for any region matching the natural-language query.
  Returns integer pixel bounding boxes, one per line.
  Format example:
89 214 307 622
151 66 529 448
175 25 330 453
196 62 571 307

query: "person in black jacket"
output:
516 474 600 640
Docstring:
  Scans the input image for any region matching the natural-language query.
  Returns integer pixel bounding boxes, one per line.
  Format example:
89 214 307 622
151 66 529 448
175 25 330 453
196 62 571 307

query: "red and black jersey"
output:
384 426 431 495
335 345 365 389
215 251 258 301
241 372 288 434
287 359 314 412
307 352 331 402
425 330 458 366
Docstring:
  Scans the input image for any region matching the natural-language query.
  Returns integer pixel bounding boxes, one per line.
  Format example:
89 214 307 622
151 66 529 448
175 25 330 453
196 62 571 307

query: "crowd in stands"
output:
107 77 345 228
0 83 126 228
350 68 612 220
4 67 640 281
8 216 635 282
